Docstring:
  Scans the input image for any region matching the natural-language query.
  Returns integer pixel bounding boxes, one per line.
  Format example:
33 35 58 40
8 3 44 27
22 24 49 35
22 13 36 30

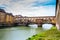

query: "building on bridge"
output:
14 15 56 26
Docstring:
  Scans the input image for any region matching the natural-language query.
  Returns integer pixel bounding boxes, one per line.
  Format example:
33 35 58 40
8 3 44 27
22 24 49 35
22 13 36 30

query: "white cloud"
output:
6 5 55 17
0 0 10 5
38 0 52 3
0 0 56 17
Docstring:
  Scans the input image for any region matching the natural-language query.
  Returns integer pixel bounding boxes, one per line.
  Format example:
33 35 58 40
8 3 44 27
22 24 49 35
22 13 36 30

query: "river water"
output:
0 26 44 40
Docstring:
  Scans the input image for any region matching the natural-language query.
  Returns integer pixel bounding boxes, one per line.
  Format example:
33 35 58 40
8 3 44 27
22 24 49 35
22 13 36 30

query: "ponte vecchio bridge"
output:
14 15 56 26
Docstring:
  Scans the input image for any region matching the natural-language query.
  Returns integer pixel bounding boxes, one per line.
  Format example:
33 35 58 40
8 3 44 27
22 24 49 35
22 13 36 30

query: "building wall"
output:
6 14 14 25
51 18 56 24
6 14 10 23
0 12 6 24
36 19 43 24
0 9 14 26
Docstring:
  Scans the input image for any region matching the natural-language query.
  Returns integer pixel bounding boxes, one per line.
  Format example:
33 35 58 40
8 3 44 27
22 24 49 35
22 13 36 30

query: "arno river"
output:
0 26 44 40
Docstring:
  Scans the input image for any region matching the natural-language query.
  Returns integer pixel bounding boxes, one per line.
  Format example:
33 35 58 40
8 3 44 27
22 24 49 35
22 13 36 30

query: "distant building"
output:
14 15 56 25
6 13 14 26
0 9 14 27
0 9 6 26
14 15 23 23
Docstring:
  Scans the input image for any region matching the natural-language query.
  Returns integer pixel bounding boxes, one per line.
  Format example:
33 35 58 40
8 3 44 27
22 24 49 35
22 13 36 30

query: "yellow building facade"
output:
6 13 14 26
0 9 6 25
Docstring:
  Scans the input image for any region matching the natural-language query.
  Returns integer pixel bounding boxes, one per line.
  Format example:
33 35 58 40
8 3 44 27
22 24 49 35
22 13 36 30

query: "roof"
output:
17 16 56 18
0 9 6 13
6 13 14 17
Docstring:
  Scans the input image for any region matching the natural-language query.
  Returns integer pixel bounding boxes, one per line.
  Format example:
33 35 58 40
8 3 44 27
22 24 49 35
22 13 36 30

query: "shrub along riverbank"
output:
27 26 60 40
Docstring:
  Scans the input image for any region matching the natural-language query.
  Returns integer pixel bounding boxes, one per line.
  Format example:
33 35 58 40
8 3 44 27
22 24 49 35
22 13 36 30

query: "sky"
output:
0 0 56 17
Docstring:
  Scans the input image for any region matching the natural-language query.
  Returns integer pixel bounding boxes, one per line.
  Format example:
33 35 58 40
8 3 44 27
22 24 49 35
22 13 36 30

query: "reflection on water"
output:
29 24 38 28
0 27 44 40
42 24 53 30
